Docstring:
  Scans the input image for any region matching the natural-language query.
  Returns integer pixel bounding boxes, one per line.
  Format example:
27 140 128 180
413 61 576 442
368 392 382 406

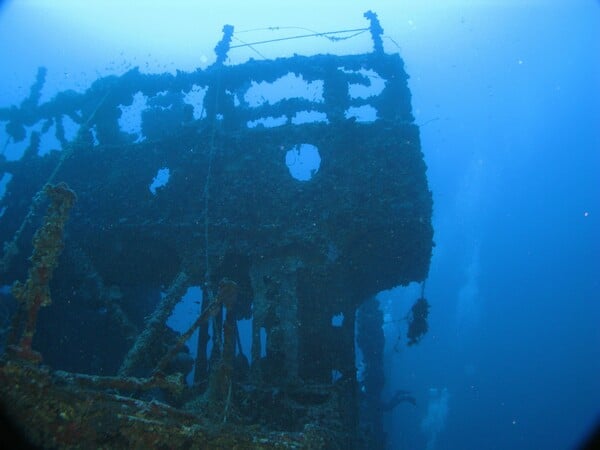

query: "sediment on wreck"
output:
5 183 76 363
0 11 432 449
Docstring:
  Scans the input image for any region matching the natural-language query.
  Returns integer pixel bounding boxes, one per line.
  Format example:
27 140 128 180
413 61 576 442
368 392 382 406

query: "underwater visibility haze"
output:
0 1 598 449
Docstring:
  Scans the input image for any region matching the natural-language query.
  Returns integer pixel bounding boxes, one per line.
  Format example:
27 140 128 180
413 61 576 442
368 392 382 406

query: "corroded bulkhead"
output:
0 13 432 449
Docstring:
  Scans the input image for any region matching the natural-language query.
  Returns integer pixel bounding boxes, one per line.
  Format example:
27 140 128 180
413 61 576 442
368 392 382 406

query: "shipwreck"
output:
0 11 433 449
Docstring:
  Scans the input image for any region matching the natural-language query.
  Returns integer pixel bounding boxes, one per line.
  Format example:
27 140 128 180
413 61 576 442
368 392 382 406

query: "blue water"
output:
380 3 600 449
0 1 598 449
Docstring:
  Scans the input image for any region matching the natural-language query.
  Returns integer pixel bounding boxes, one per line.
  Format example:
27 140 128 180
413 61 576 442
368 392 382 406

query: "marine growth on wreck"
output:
0 11 433 449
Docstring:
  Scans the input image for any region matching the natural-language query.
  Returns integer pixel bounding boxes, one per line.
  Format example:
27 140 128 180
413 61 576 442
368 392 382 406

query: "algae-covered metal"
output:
0 12 432 449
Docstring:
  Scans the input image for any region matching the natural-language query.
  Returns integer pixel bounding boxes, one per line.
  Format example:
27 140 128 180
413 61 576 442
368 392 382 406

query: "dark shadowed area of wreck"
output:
0 12 433 449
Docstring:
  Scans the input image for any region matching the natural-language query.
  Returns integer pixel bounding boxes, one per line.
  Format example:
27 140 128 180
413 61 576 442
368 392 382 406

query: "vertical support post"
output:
249 257 301 383
6 183 76 363
214 24 234 66
356 296 386 449
364 10 384 54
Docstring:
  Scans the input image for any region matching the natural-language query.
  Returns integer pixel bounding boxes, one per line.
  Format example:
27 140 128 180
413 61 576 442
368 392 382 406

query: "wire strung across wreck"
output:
0 11 433 449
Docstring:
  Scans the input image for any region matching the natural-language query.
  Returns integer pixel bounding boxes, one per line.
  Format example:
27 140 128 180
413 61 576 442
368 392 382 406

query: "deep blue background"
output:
382 3 600 449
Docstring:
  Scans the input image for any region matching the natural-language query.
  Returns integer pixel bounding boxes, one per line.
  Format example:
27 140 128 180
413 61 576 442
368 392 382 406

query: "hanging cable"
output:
203 25 234 299
229 27 369 49
231 36 268 60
